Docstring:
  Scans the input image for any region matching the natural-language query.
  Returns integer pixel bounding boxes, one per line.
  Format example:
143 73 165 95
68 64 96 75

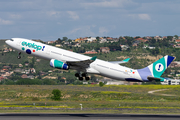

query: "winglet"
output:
123 58 130 62
90 56 97 61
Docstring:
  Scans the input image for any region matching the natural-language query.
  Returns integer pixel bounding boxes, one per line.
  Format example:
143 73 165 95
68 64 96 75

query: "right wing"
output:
109 58 130 64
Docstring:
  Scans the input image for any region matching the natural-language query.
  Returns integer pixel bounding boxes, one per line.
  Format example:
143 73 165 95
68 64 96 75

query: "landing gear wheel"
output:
85 77 90 81
75 73 80 77
79 77 83 81
17 52 21 59
17 56 21 59
82 73 86 77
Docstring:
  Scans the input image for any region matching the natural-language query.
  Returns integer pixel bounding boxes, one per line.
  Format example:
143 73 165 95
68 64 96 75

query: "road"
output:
148 89 176 96
0 114 180 120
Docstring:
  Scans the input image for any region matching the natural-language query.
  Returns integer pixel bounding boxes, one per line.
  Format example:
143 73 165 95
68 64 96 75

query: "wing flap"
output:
67 56 97 68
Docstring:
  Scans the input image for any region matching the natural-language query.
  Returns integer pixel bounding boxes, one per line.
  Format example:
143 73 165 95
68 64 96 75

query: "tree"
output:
96 36 100 41
149 38 156 47
99 82 104 87
174 35 178 39
124 36 134 46
167 36 173 41
62 37 68 41
16 78 42 85
135 36 141 38
56 38 62 44
51 89 62 101
29 63 34 68
43 79 57 85
68 39 72 43
91 75 97 82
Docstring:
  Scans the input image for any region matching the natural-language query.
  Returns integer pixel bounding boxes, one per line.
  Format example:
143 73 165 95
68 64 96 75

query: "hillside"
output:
0 38 179 84
0 40 7 50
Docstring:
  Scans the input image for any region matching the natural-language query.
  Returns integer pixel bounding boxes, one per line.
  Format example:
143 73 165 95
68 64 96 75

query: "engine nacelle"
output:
50 59 69 70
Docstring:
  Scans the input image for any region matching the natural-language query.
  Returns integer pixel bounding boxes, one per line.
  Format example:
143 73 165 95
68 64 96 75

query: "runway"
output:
0 114 180 120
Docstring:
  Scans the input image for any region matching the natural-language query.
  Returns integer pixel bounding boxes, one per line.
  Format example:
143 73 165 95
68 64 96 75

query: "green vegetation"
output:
99 82 104 87
0 85 178 113
0 36 180 84
51 89 62 101
1 36 180 113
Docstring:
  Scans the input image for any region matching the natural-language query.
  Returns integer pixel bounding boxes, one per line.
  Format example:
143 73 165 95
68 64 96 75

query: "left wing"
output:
67 56 97 69
109 58 130 64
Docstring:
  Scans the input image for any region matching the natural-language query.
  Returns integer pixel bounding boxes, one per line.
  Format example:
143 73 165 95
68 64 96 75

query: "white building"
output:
106 81 127 85
87 37 96 42
161 78 180 85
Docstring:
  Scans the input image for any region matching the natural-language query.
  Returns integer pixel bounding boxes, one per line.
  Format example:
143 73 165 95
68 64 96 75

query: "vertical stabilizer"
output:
148 55 175 77
138 55 175 81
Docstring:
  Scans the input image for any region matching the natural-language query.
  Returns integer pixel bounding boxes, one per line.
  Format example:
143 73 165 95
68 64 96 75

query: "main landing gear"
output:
75 73 90 81
17 52 21 59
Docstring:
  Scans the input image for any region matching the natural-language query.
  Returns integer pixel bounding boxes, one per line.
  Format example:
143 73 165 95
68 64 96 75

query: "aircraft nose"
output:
5 39 13 46
5 39 10 45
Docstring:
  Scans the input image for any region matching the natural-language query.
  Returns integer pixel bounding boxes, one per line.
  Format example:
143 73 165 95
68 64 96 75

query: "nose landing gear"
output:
17 52 21 59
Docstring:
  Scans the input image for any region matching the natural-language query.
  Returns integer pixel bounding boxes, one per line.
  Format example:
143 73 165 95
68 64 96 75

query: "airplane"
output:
5 38 175 82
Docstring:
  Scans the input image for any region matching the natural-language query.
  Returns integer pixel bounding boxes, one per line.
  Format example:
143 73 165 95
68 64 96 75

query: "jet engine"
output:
50 59 69 70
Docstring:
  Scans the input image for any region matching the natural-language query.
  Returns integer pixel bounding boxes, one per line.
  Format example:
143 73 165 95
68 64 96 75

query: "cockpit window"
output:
10 39 14 41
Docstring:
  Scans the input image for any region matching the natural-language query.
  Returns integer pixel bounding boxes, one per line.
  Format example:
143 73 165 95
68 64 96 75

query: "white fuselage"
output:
5 38 143 81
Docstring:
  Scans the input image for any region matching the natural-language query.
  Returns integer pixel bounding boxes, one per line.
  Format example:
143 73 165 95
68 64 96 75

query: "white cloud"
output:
47 11 61 17
67 11 79 20
64 25 95 38
82 0 135 8
99 27 109 34
0 0 180 40
0 18 13 25
69 28 81 34
85 1 119 7
138 14 151 20
10 14 21 19
128 14 151 21
57 22 61 25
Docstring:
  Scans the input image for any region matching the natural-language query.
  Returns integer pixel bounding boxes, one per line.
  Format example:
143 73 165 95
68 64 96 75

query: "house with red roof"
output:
175 39 180 43
135 38 148 43
84 49 97 54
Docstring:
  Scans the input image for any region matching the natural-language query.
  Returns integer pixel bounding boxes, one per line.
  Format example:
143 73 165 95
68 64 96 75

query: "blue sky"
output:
0 0 180 41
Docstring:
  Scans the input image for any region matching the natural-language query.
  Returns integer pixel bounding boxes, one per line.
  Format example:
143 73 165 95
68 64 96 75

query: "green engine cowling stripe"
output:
54 59 64 68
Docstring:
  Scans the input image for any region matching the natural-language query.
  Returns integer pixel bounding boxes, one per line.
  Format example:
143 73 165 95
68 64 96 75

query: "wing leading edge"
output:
67 56 97 68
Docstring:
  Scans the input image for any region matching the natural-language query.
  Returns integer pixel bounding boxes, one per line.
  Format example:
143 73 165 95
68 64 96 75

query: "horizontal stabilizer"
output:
147 76 165 82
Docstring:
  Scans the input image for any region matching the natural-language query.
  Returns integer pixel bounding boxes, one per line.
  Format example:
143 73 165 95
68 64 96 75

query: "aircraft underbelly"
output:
93 60 143 81
94 66 129 80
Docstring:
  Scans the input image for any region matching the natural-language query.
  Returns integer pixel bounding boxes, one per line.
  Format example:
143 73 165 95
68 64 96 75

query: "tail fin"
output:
148 55 175 77
137 55 175 81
